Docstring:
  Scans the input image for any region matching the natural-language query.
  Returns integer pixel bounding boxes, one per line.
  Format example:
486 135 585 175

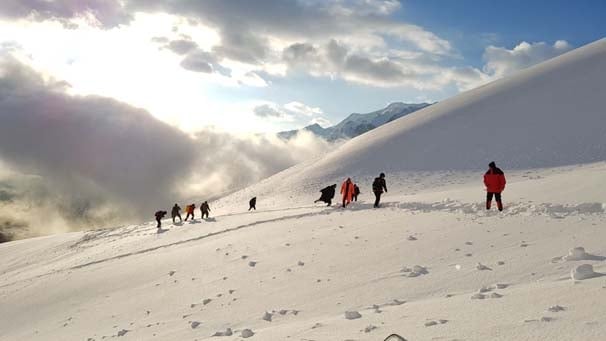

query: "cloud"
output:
179 49 221 73
0 53 196 211
284 101 323 116
2 0 456 89
166 38 198 55
211 30 270 65
253 101 325 124
0 0 131 28
187 129 331 197
283 39 418 87
125 0 454 71
0 54 332 240
483 40 573 78
253 103 288 118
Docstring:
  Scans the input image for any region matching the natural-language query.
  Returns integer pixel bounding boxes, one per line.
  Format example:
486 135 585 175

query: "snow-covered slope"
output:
2 39 606 341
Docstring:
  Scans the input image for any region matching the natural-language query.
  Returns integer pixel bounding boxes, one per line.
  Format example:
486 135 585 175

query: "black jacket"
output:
372 177 387 193
319 185 336 200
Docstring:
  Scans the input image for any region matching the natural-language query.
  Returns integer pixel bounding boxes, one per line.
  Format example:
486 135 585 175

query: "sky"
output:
1 0 604 134
0 0 604 239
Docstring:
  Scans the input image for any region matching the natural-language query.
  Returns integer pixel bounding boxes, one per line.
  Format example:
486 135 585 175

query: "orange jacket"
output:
185 205 195 213
484 168 506 193
340 180 355 202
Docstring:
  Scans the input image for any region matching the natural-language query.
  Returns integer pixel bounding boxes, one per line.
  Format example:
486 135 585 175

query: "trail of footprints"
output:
82 227 605 340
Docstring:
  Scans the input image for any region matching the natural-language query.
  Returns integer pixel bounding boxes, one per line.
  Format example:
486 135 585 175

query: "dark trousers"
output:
353 194 358 202
172 213 182 223
156 218 161 228
249 205 256 211
374 191 382 208
486 192 503 211
185 212 194 220
201 210 209 219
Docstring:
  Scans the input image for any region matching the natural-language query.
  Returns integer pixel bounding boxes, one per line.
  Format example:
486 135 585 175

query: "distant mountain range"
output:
278 102 432 141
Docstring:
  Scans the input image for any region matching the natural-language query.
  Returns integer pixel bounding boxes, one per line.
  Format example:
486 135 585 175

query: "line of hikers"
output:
155 162 506 229
155 197 258 228
315 161 506 212
155 201 210 229
314 172 387 208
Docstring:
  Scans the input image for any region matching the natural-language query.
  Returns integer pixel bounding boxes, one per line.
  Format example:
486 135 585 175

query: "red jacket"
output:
484 167 506 193
340 179 355 202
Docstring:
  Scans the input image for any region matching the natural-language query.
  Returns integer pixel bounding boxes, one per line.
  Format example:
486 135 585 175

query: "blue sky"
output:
0 0 604 133
400 0 606 63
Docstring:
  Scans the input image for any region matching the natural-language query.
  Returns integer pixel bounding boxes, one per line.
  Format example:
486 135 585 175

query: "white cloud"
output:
284 101 323 116
253 103 290 119
309 117 332 127
0 55 334 240
483 40 573 78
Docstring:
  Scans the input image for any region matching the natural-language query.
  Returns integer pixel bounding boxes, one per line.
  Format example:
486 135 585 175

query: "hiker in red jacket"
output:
184 204 196 221
484 161 506 211
340 178 355 208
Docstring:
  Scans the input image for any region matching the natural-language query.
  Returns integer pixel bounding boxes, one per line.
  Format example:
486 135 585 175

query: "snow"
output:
2 39 606 340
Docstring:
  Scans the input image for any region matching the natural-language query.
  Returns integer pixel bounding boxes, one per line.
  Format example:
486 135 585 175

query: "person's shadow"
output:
156 228 169 234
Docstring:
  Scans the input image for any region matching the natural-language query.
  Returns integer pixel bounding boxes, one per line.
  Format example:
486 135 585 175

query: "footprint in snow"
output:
401 265 428 277
241 329 255 338
476 263 492 271
190 321 201 329
548 305 566 312
168 271 176 276
364 325 378 333
262 312 273 322
212 328 233 336
345 311 362 320
571 264 603 280
248 261 257 267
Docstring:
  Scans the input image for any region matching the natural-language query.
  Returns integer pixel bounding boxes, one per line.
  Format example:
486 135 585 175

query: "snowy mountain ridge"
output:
278 102 431 141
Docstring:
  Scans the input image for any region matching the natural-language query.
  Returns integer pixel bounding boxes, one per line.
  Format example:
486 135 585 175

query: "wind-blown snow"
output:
2 39 606 341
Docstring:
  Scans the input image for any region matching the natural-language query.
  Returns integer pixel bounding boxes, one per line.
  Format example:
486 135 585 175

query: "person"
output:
171 204 182 223
200 201 211 219
372 172 387 208
484 161 506 211
185 203 196 221
353 184 361 202
314 184 337 206
249 197 257 211
154 210 167 228
340 178 355 208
